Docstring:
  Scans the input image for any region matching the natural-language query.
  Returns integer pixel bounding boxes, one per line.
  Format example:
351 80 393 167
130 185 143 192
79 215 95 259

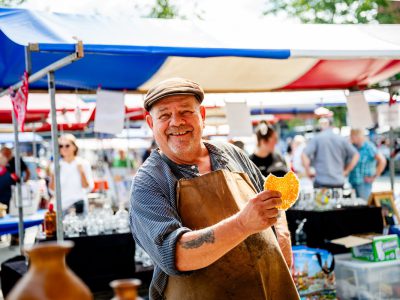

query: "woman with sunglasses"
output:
49 134 94 214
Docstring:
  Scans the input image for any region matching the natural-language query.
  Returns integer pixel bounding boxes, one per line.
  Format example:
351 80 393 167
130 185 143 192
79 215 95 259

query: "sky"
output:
20 0 289 22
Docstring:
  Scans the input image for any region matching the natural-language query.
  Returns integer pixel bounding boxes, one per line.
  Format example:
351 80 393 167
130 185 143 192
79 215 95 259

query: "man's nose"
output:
170 113 185 126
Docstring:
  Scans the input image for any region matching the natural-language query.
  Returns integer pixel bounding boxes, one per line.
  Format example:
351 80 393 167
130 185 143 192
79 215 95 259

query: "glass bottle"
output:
44 203 57 238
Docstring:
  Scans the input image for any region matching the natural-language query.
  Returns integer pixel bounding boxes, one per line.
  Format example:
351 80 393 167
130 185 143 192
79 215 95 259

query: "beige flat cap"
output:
144 78 204 111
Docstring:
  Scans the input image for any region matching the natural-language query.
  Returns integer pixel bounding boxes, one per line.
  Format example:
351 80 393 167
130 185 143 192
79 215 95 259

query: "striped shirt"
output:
130 141 265 300
349 141 378 185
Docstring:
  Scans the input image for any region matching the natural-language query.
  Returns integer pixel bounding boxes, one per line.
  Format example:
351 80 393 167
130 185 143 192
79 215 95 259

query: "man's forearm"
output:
175 214 248 271
375 153 386 177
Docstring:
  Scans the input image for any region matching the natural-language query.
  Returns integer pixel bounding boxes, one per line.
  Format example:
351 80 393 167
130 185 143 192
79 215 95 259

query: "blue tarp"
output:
0 8 289 91
0 8 399 93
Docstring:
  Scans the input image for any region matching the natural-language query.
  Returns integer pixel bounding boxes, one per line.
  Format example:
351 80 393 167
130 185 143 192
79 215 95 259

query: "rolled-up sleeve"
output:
130 171 192 276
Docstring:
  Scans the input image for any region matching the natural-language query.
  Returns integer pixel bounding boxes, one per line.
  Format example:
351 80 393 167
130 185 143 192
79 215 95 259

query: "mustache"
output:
166 125 193 135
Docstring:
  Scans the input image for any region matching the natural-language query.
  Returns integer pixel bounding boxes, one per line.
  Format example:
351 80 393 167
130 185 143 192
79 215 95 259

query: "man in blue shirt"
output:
302 118 359 188
130 78 299 300
349 129 386 200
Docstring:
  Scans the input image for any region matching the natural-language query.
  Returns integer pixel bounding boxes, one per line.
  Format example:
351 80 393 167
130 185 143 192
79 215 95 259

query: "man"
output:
112 149 134 168
130 78 299 300
349 129 386 200
302 118 359 188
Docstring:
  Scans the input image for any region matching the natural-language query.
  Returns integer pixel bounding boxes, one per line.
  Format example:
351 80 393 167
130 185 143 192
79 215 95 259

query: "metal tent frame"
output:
0 42 84 252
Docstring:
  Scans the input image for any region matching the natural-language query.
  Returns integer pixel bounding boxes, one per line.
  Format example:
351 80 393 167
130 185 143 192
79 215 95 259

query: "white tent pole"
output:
11 109 24 253
48 71 63 241
11 45 32 254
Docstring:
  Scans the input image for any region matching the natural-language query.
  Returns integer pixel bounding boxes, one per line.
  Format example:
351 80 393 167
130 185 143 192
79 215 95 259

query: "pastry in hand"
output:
264 171 300 210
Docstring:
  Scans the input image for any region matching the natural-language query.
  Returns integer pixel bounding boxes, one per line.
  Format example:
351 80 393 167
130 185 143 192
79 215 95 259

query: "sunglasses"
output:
59 144 72 149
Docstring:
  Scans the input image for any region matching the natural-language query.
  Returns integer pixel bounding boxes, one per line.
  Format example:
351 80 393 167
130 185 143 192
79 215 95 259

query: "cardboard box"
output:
331 234 400 262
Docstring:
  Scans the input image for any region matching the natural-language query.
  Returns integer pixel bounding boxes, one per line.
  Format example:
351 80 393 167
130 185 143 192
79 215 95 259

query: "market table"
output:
0 210 45 235
286 206 384 254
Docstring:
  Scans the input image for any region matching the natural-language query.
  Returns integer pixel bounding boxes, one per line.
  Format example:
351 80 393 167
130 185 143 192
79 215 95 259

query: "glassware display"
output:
63 210 83 238
294 187 367 211
115 206 130 234
85 212 100 236
62 202 131 237
135 245 154 268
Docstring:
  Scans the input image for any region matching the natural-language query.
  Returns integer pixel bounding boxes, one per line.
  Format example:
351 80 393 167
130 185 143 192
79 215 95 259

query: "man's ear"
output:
145 113 154 129
200 106 206 121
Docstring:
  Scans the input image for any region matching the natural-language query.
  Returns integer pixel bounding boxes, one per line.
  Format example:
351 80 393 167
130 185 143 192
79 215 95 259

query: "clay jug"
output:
7 241 92 300
110 279 142 300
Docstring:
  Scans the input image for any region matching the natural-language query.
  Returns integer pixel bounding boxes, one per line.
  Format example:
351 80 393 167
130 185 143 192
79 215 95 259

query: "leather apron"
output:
164 169 299 300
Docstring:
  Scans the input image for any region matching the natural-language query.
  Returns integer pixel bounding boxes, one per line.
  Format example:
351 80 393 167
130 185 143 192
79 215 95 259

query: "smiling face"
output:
146 95 206 163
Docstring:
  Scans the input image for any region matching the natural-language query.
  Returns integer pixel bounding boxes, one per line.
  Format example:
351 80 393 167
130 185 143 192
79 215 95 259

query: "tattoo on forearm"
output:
180 229 215 249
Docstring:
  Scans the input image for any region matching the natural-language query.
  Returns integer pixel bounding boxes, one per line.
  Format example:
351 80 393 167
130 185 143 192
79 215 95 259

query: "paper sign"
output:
377 104 400 128
94 90 125 134
346 92 373 129
224 101 253 138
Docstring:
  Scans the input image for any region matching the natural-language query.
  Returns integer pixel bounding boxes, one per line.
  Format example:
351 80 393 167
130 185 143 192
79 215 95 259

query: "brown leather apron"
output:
164 169 299 300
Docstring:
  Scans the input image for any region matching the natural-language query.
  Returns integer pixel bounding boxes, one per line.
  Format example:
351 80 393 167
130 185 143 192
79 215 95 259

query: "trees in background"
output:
148 0 179 19
264 0 400 24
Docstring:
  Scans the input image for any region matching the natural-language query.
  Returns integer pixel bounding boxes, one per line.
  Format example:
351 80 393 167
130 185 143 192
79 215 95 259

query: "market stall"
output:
0 7 400 298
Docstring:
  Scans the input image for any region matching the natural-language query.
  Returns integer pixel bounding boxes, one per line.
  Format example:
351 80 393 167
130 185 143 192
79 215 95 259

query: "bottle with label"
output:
44 203 57 238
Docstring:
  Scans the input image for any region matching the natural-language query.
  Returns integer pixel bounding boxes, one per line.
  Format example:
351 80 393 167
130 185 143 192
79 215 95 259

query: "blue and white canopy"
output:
1 7 400 93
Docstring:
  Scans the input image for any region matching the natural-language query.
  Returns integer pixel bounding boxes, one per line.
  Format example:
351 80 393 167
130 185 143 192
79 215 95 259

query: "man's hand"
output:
236 190 282 236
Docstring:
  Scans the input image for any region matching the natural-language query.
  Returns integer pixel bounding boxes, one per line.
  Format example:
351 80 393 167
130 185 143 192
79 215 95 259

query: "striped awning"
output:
0 7 399 93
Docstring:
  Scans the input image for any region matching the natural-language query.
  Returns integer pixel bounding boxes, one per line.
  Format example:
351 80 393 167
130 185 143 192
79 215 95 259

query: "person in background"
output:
349 129 386 200
302 118 359 188
0 152 19 211
229 139 246 152
141 140 157 163
112 149 134 168
1 146 30 182
49 134 94 214
290 135 306 175
249 121 288 177
0 148 19 246
130 78 299 300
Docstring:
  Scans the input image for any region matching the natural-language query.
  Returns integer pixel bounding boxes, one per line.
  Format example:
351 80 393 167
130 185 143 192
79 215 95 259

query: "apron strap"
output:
160 152 235 179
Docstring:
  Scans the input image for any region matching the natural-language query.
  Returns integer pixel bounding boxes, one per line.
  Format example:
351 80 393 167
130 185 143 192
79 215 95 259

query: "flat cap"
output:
144 78 204 111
